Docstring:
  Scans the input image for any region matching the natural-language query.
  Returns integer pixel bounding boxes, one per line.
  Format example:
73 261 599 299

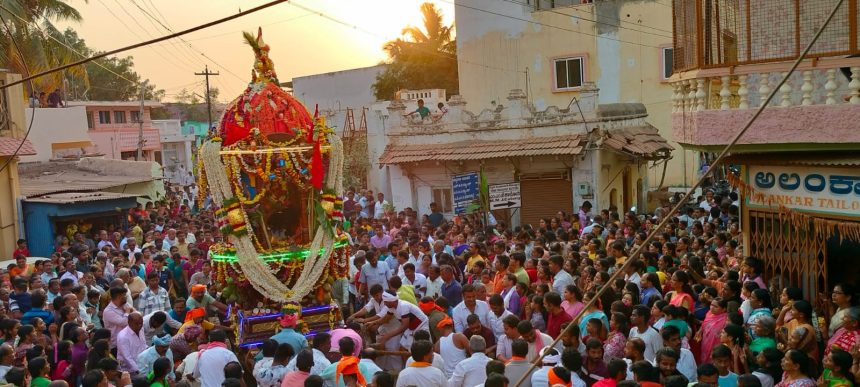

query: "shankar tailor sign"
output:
746 165 860 218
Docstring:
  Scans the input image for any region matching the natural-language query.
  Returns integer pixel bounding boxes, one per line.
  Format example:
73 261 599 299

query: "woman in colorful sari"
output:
826 307 860 358
577 291 608 338
696 297 729 365
776 349 817 387
666 271 695 313
826 284 858 341
747 288 774 340
779 300 820 377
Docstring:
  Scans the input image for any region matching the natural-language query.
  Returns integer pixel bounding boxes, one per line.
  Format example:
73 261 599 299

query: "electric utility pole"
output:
137 80 146 161
195 65 219 130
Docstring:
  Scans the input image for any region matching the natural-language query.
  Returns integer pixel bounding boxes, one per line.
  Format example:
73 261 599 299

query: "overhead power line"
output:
0 0 291 91
0 3 137 85
95 0 197 73
128 0 247 82
436 0 665 48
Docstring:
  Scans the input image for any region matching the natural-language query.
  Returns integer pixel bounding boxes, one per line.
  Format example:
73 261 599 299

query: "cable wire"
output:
128 0 246 83
0 0 290 91
510 0 848 385
435 0 665 48
0 4 138 87
94 0 196 73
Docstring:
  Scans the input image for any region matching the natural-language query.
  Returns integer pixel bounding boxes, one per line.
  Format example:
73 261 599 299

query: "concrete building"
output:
454 0 695 191
67 100 163 161
291 64 386 127
152 119 195 184
21 106 99 162
0 70 37 257
669 0 860 303
376 86 673 226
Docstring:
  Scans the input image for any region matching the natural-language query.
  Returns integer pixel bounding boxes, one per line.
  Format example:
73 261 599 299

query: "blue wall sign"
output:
452 172 479 214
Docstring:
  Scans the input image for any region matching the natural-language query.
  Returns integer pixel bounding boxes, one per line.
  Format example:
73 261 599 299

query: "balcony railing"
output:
671 57 860 111
670 57 860 147
672 0 860 72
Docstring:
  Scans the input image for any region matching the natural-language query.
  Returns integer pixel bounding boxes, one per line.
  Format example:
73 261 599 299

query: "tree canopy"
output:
0 0 161 100
372 2 458 100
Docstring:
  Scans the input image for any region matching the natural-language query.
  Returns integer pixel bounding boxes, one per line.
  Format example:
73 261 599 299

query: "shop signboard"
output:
746 165 860 218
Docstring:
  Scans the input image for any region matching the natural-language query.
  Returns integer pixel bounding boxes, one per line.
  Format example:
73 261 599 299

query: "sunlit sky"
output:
57 0 454 102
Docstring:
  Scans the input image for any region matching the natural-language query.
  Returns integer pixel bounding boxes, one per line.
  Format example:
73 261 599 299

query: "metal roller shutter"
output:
520 178 573 227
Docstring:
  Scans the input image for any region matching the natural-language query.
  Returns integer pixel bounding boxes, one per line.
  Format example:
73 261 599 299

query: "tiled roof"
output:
24 191 139 204
603 125 674 159
379 135 587 165
0 136 36 157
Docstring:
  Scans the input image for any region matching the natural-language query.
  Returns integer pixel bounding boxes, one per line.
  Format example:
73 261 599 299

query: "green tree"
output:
0 0 88 94
372 2 457 100
59 28 164 101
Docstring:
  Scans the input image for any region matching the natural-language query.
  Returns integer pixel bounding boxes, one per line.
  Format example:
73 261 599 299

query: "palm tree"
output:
373 2 458 100
0 0 88 95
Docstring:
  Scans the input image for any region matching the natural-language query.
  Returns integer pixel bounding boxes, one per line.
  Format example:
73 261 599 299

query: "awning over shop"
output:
378 125 674 165
379 135 587 165
602 125 674 160
24 191 140 204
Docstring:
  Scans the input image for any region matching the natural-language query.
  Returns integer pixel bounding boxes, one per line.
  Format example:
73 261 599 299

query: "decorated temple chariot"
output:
196 28 349 347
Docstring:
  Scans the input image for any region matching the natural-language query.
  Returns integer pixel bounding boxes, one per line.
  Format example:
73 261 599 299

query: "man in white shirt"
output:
531 347 565 387
448 336 491 387
193 329 239 387
549 255 574 295
424 265 444 299
374 192 389 219
375 291 429 351
486 295 513 339
396 339 446 387
452 284 490 333
400 263 427 298
660 325 696 382
629 306 664 363
519 320 554 363
142 311 183 346
496 315 521 362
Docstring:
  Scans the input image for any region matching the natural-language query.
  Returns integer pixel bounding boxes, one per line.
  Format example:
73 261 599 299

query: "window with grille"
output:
98 111 111 124
130 111 141 123
553 57 584 90
432 188 453 213
662 47 674 80
114 111 126 124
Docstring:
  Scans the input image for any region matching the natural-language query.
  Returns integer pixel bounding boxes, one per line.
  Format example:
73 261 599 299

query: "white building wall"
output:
21 107 93 162
152 119 195 184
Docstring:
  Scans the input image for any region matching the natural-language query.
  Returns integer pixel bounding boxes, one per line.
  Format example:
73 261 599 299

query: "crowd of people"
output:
2 182 858 387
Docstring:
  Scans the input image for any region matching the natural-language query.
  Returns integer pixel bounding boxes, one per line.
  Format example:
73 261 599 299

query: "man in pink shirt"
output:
280 349 313 387
103 287 132 349
329 323 363 357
